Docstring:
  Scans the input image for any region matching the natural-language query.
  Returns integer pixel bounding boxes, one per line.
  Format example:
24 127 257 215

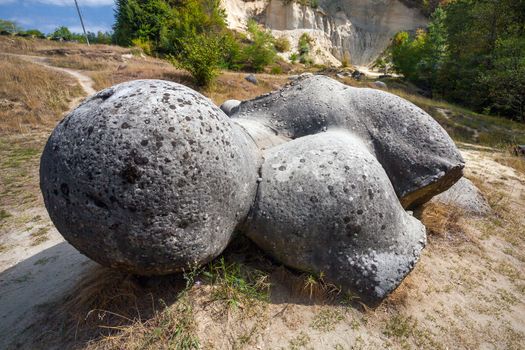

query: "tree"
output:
391 30 426 82
0 19 22 34
24 29 45 38
482 37 525 121
390 0 525 120
52 26 73 41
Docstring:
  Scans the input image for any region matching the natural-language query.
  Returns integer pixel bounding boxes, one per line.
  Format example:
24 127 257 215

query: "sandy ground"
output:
1 145 523 349
0 58 523 349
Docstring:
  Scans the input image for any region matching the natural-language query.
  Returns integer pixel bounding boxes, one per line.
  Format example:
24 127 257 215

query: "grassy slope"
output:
0 36 524 349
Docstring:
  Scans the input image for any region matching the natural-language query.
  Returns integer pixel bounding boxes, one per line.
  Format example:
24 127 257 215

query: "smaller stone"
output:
352 70 364 80
245 74 258 85
373 81 387 89
428 178 491 216
220 99 241 116
513 145 525 156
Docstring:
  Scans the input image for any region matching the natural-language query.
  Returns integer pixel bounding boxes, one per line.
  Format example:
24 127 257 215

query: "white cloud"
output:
0 0 115 7
37 0 115 6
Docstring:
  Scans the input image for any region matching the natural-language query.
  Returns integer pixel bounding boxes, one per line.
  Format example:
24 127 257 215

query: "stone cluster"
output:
40 76 465 303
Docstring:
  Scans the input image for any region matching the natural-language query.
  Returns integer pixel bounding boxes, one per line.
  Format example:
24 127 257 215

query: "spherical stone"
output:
220 99 241 116
246 131 426 303
40 80 260 275
231 75 464 209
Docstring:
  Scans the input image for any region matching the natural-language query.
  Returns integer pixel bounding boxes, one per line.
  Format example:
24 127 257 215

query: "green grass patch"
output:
1 147 40 169
0 209 11 221
202 256 271 309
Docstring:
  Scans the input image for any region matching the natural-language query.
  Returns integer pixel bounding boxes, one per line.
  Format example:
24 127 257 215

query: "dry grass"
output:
419 202 466 241
494 149 525 176
0 54 83 133
31 267 187 348
90 61 289 105
0 36 130 57
48 55 110 71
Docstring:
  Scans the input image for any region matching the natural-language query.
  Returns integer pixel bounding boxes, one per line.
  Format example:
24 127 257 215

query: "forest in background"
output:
387 0 525 121
1 0 524 121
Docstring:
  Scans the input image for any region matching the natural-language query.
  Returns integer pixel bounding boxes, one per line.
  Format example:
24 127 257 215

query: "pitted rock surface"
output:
40 80 259 275
247 131 426 302
41 75 464 303
230 75 465 208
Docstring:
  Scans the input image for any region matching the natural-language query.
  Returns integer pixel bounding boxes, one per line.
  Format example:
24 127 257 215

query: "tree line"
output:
388 0 525 121
112 0 297 86
0 19 112 45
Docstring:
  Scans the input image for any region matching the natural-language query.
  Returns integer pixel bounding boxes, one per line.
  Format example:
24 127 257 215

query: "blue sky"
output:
0 0 115 34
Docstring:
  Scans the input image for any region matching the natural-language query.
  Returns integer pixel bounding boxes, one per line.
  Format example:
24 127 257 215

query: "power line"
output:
74 0 90 45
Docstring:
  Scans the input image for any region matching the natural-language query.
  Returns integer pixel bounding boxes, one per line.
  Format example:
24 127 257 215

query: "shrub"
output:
176 33 222 87
274 36 291 52
243 19 277 72
298 33 314 64
289 52 299 63
270 65 283 74
341 52 350 68
131 37 153 56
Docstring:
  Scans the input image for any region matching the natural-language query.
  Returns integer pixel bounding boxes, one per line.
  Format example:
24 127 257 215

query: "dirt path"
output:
6 53 96 96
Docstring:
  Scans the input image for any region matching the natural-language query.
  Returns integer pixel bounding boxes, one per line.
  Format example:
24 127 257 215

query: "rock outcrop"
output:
222 0 428 66
41 76 463 303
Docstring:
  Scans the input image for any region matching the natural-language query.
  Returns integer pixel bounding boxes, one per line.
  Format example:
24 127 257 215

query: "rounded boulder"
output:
40 80 259 275
246 131 426 302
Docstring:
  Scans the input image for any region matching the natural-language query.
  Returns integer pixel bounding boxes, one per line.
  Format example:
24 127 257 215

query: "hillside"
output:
223 0 428 66
0 37 524 349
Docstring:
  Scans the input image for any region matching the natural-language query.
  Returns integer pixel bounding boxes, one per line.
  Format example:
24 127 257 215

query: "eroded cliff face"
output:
222 0 428 66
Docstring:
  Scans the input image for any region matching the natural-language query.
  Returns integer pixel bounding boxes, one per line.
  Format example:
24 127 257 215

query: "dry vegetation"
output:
1 36 524 349
0 54 83 133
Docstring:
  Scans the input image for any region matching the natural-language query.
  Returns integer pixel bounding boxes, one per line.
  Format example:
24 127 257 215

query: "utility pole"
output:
74 0 90 45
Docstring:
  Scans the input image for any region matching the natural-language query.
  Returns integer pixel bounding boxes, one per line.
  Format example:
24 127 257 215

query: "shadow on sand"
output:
1 237 367 349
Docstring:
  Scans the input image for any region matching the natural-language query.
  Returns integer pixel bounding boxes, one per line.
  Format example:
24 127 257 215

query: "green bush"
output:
289 52 299 63
270 65 283 74
131 37 153 55
243 19 277 72
274 36 291 52
177 34 222 87
298 33 314 64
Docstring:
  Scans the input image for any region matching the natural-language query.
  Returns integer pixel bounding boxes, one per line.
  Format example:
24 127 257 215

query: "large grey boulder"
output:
428 178 492 217
230 75 464 209
40 75 463 304
40 80 259 275
247 131 426 302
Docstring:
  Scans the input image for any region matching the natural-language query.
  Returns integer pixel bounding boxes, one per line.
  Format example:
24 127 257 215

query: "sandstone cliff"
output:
222 0 428 66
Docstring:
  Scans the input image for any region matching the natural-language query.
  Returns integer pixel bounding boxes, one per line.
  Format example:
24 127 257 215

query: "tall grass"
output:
0 54 83 133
